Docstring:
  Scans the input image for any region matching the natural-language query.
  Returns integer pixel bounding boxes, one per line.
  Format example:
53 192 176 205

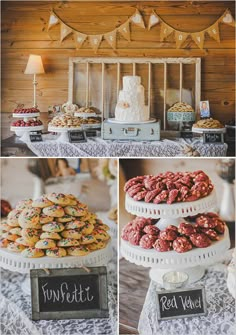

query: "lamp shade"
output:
24 54 45 75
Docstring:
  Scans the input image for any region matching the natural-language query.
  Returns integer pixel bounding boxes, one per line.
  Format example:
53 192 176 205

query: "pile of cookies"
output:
0 193 110 258
193 118 224 129
80 117 101 125
49 115 81 128
122 213 226 253
168 102 194 113
124 170 214 204
77 107 97 114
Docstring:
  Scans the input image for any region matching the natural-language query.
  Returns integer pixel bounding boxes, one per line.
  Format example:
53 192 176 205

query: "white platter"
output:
107 118 156 124
12 113 40 118
192 127 226 134
74 112 98 118
11 125 44 133
82 123 101 129
48 126 82 132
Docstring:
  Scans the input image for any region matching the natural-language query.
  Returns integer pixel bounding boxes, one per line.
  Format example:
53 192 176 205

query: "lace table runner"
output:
23 134 227 157
138 265 235 335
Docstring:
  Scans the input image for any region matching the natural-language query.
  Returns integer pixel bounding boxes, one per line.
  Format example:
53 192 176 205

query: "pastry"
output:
64 220 85 230
35 239 57 249
39 213 54 224
190 233 211 248
43 205 65 217
80 235 96 245
153 239 172 252
64 206 86 217
61 229 82 239
173 237 193 253
7 209 22 227
7 242 25 253
0 238 9 248
193 118 224 129
139 234 157 249
42 221 64 233
168 102 194 113
47 193 70 206
15 237 35 247
67 246 90 256
46 247 67 257
18 208 40 228
57 238 80 247
40 232 61 240
21 247 44 258
32 196 54 208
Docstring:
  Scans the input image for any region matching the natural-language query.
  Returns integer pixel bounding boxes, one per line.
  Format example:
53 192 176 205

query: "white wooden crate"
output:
68 57 201 130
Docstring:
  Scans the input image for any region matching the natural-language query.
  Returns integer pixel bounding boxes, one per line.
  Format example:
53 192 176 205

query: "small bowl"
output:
162 271 189 290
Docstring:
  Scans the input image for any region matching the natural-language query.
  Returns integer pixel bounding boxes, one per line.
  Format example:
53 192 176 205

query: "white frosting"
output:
115 76 150 122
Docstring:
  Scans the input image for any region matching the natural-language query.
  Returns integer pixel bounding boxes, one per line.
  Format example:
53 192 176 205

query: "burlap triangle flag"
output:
88 35 103 52
207 22 220 43
131 9 145 29
60 23 73 42
48 12 59 31
104 30 117 49
118 21 130 41
148 10 160 30
175 31 189 48
221 9 235 27
191 31 205 49
160 22 174 41
74 32 87 49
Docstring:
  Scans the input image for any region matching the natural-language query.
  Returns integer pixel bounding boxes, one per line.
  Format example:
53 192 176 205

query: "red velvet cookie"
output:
167 189 179 204
128 230 142 246
139 234 157 249
190 233 211 248
196 214 217 229
178 222 197 236
153 190 169 204
121 222 133 241
124 176 145 192
172 237 193 253
153 239 172 252
143 225 160 236
166 225 178 232
159 228 178 241
199 228 219 241
132 217 152 231
214 220 225 234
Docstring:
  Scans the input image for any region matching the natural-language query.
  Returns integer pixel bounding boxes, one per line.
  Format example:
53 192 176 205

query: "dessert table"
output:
20 133 227 157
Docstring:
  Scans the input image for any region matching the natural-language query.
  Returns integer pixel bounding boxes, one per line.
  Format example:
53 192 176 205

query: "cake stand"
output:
121 190 230 284
82 123 101 129
74 112 97 118
11 125 44 141
107 118 156 124
0 241 112 295
48 126 82 142
167 111 195 131
192 127 226 134
12 113 40 119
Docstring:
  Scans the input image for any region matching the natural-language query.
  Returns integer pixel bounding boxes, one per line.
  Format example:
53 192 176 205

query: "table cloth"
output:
138 263 235 335
22 134 227 157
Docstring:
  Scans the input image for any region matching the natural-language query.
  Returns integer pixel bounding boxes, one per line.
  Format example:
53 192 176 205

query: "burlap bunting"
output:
175 31 189 48
221 9 235 27
60 23 73 42
131 9 145 29
148 10 160 30
88 35 103 52
118 21 131 41
104 30 117 49
191 31 205 49
160 22 174 41
74 32 87 49
207 22 220 43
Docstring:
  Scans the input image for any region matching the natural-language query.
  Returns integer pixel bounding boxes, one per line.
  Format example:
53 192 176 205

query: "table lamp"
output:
24 54 45 107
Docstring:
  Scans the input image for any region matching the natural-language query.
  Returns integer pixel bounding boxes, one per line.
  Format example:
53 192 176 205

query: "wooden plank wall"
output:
1 1 235 138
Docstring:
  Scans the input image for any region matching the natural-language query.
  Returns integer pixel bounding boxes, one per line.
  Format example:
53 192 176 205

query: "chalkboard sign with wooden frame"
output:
68 130 87 143
203 132 224 144
157 286 207 320
30 267 109 320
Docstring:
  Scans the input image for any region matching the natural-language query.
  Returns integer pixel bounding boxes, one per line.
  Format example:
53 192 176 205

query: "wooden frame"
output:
68 57 201 130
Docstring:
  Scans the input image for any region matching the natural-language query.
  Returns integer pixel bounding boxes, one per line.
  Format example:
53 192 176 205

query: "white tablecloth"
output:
138 264 235 335
23 134 227 157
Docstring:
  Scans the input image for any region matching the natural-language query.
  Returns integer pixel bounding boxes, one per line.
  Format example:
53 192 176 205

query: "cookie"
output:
81 235 96 245
88 241 106 251
18 208 40 228
39 214 54 224
61 229 82 239
132 217 152 231
15 199 33 211
190 233 211 248
15 237 35 247
21 228 41 243
166 225 178 232
32 196 54 208
21 247 45 258
43 205 65 218
66 194 78 206
47 193 70 206
195 214 217 229
57 238 80 247
2 232 19 242
0 238 9 248
64 220 85 230
7 209 22 227
128 230 142 246
56 215 74 223
9 227 22 236
35 239 57 249
178 222 197 236
40 232 61 240
92 229 110 241
173 237 193 253
139 234 157 249
214 220 225 234
81 222 94 235
64 206 87 217
42 222 64 233
97 223 110 231
0 221 11 232
159 229 178 241
199 228 219 241
46 247 67 257
7 242 25 253
143 225 160 236
67 246 90 256
153 239 172 252
121 223 133 241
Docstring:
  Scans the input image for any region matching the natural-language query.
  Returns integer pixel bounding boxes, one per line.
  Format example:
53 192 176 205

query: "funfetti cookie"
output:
2 232 19 242
67 246 90 256
56 215 74 223
64 206 87 217
80 222 94 235
15 199 33 211
21 228 41 243
7 242 25 253
0 238 9 248
32 196 54 208
9 227 22 236
64 220 85 230
35 239 56 249
42 221 64 233
61 229 82 239
39 213 54 224
80 235 96 245
88 241 106 251
42 205 65 218
7 209 22 227
57 238 80 247
18 208 40 228
21 247 45 258
15 237 35 247
40 232 61 240
47 193 70 206
46 247 67 257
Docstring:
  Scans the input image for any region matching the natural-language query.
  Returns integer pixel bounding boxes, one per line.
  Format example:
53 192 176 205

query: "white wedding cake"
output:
115 76 150 122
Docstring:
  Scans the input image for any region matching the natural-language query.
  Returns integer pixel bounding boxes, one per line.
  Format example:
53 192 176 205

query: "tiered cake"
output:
115 76 149 122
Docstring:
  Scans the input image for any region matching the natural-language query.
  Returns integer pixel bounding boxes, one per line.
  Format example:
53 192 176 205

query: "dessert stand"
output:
11 111 42 137
121 189 230 284
0 241 112 295
192 127 226 134
48 126 82 142
167 111 195 131
74 112 97 118
11 125 44 141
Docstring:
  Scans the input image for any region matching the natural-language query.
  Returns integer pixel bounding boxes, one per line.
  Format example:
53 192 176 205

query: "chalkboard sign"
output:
203 132 224 144
30 267 108 320
180 131 193 139
68 130 87 143
29 132 43 142
157 287 206 320
85 129 98 137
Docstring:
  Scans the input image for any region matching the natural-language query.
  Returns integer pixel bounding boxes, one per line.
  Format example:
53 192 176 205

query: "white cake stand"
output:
0 241 112 295
192 127 226 134
12 113 40 120
11 125 44 141
107 118 156 124
74 112 97 118
82 123 101 129
48 126 82 142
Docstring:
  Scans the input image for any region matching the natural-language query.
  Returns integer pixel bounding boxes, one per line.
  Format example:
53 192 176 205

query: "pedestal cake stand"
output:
11 125 44 141
48 126 82 142
121 190 230 284
0 241 112 295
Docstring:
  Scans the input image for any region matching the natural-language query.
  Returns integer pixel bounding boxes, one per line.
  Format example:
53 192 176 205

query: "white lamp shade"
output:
24 54 45 75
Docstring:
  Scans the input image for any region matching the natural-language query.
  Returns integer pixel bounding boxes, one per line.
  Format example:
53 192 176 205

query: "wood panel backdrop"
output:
1 0 235 139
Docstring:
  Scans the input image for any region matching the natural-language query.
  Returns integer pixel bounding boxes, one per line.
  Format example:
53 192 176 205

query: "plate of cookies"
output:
192 118 226 133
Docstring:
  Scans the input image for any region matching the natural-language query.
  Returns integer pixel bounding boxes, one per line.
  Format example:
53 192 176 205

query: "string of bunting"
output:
47 8 235 51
